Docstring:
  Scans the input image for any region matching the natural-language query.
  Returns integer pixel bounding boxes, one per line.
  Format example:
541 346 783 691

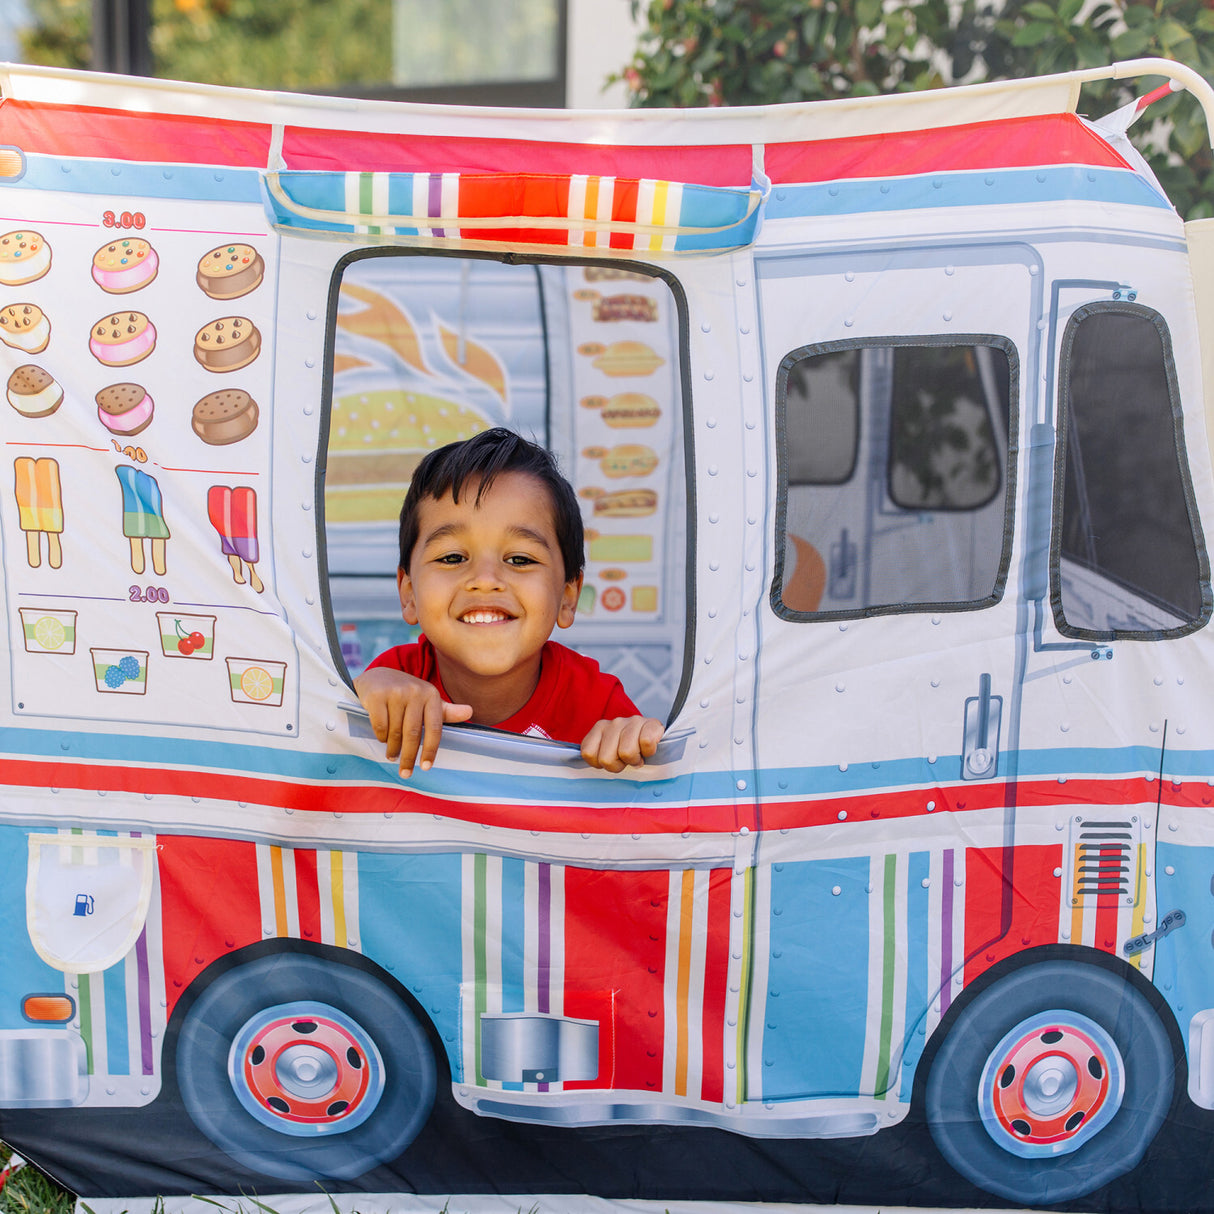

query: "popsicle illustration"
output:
207 484 263 593
116 464 169 576
14 456 63 569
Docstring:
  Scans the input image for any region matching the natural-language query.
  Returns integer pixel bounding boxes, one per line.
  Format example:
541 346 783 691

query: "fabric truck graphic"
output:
1 52 1214 1214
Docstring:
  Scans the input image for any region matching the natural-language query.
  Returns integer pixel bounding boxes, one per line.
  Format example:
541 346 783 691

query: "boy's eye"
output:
435 553 466 565
506 554 537 566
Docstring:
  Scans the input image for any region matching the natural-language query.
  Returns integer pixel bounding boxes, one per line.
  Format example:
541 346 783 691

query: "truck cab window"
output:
320 253 690 720
1055 303 1210 638
774 338 1013 619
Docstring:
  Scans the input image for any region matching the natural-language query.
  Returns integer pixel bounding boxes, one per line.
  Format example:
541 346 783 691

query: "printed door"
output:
744 245 1038 1115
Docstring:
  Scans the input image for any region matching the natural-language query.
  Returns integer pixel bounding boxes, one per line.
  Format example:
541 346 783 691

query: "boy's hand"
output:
580 716 665 772
354 667 473 777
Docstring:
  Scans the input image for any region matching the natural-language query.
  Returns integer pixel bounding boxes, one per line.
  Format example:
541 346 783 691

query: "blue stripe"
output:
766 165 1171 220
4 154 263 203
762 856 869 1098
499 857 527 1092
899 851 931 1100
104 959 130 1076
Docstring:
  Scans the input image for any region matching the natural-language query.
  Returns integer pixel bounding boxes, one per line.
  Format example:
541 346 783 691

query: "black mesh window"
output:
1055 303 1209 638
774 337 1014 619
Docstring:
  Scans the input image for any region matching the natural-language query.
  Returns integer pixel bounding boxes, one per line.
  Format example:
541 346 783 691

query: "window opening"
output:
1055 303 1208 638
321 253 689 720
774 338 1013 619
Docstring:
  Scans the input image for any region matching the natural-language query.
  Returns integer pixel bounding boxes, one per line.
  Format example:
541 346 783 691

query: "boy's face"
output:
398 470 582 691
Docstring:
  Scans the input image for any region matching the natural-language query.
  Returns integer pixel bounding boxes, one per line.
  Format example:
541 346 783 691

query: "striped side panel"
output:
254 845 361 951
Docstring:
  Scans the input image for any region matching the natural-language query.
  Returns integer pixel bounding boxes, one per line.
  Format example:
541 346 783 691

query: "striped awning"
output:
262 168 765 253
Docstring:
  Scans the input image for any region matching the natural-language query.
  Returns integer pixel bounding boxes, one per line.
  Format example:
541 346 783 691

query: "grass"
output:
0 1143 75 1214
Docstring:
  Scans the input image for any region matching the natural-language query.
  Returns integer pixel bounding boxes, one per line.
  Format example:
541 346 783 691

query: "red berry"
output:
177 637 193 655
187 631 205 649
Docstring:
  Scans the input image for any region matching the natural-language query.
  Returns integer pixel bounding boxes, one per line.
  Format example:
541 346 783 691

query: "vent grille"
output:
1072 820 1132 903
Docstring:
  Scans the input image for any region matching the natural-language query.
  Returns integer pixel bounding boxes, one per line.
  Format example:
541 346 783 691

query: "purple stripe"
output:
939 850 954 1016
135 926 154 1074
428 173 445 238
537 863 551 1014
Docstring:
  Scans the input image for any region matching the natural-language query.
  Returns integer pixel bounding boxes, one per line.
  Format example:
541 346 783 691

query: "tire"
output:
176 951 436 1182
925 957 1175 1205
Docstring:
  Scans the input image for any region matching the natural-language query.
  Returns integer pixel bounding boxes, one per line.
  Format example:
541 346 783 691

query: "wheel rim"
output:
227 1000 386 1137
978 1009 1125 1158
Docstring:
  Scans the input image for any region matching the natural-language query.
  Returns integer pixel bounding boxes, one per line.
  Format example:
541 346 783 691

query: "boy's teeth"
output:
463 609 507 624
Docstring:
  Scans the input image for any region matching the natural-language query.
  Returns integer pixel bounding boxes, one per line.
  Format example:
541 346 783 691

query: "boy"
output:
355 428 665 776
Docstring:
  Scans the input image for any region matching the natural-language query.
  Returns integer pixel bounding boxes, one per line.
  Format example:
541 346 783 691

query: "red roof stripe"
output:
765 113 1131 184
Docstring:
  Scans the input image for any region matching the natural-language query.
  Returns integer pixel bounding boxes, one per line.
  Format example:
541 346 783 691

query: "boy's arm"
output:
580 715 665 772
354 666 473 777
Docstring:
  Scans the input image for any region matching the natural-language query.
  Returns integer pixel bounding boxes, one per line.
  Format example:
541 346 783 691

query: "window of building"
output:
1054 303 1209 638
774 338 1014 619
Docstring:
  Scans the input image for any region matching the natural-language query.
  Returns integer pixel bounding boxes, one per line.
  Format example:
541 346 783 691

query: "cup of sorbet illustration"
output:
226 656 285 706
156 611 216 660
19 607 77 654
91 647 148 694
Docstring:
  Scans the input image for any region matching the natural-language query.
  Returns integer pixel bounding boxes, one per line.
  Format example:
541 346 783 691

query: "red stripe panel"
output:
699 867 731 1103
283 127 754 185
1093 846 1125 955
294 849 322 944
963 842 1063 986
157 835 263 1017
563 868 667 1092
0 99 273 168
765 114 1130 185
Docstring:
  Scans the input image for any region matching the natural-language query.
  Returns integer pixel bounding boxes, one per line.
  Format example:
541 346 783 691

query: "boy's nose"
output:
465 554 505 589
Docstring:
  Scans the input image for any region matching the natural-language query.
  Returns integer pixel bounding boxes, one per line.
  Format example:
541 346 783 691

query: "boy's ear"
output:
556 572 583 630
397 566 419 625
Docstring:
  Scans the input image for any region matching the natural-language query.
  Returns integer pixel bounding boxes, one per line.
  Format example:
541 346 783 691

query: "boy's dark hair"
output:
398 428 585 582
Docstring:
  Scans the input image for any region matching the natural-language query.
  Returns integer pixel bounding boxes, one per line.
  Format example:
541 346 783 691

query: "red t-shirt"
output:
367 635 639 745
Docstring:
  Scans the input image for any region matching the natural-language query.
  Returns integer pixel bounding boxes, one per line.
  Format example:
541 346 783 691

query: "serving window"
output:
319 251 690 720
1053 302 1210 639
773 337 1014 619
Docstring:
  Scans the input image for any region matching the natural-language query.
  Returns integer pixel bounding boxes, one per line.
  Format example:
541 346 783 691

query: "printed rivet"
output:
699 739 709 749
926 800 936 811
306 309 317 321
51 787 58 794
835 682 845 693
736 779 747 791
839 623 847 632
303 548 313 559
1036 172 1047 183
1058 776 1067 784
306 595 315 606
1169 822 1179 832
708 608 718 619
709 560 720 571
1166 865 1175 875
1053 867 1062 878
736 278 747 288
325 720 336 732
747 468 757 478
829 185 839 196
743 372 754 383
740 825 750 836
704 370 715 381
582 832 591 840
303 404 314 416
704 654 713 664
302 500 312 512
942 311 952 322
192 796 201 804
954 877 964 887
106 1086 116 1096
98 790 107 797
1177 725 1187 735
839 762 848 772
745 561 755 571
734 737 744 747
706 417 717 428
734 910 743 919
1145 867 1152 877
1178 675 1185 685
708 464 718 476
1150 722 1160 732
747 516 757 525
844 316 854 328
1146 774 1155 782
1154 676 1164 686
1056 821 1065 831
930 678 940 688
1060 723 1070 733
1062 674 1072 685
945 265 955 276
709 512 719 524
302 453 313 465
932 178 943 189
844 271 855 282
838 811 847 821
931 615 941 625
928 755 937 765
701 321 712 333
110 166 121 176
832 885 842 896
700 698 710 708
1029 263 1039 274
333 811 342 819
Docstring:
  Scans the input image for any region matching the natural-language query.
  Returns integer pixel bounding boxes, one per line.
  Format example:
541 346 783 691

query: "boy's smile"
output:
397 470 581 724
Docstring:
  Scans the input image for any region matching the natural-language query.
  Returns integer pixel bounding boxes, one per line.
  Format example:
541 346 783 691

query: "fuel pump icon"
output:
73 894 94 917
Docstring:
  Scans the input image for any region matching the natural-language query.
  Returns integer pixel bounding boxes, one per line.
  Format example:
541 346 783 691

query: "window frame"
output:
1050 300 1212 642
770 333 1019 624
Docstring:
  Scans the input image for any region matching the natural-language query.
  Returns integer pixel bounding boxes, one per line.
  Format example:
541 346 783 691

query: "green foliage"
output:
17 0 91 70
619 0 1214 218
0 1143 75 1214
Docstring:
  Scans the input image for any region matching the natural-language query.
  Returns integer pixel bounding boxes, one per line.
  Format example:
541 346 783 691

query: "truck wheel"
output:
176 950 436 1182
925 958 1174 1205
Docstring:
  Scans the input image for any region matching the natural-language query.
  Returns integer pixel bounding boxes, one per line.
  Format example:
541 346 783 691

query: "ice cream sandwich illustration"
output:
116 465 169 576
196 244 264 300
0 303 50 353
207 484 263 593
592 294 658 323
602 392 660 428
192 388 259 445
7 364 62 418
592 340 664 377
0 230 50 285
14 456 63 569
593 488 658 518
194 316 260 372
97 383 154 437
90 311 156 366
91 238 158 293
597 443 659 478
